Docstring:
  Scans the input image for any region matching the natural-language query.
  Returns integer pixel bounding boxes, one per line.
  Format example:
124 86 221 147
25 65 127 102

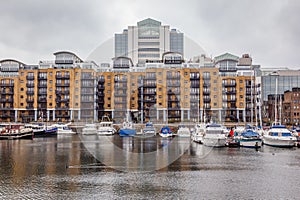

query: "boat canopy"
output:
241 130 259 137
161 126 172 134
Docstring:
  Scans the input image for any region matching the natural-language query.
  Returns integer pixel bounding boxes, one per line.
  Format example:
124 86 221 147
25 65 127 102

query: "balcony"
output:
38 76 47 80
219 67 237 72
38 84 47 88
38 98 47 102
203 83 211 87
114 93 127 97
55 106 69 110
0 107 13 110
226 91 236 95
144 76 156 80
166 76 180 80
142 91 156 95
26 76 34 80
1 90 13 95
204 105 211 109
26 99 34 103
26 105 34 109
143 99 157 103
168 107 181 111
203 98 211 103
143 83 156 88
228 99 237 102
97 85 105 90
190 76 199 80
97 98 105 103
55 98 69 103
96 91 104 96
56 74 70 79
0 83 14 87
98 78 105 83
38 91 47 95
56 114 70 118
55 83 70 87
203 91 210 95
26 83 35 88
223 82 236 87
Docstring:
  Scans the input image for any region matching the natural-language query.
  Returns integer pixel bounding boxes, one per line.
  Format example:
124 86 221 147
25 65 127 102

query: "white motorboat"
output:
142 121 156 136
52 123 75 135
177 126 191 137
263 123 297 147
97 121 116 136
191 123 206 143
82 124 98 135
202 123 227 147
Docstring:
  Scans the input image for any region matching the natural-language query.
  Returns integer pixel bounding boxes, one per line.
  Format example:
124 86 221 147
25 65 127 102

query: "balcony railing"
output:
26 76 34 80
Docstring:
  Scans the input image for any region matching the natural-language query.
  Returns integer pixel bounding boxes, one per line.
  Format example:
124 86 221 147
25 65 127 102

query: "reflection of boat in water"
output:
0 124 33 140
202 123 227 147
263 123 297 147
82 124 98 135
159 126 173 138
177 126 191 137
142 121 156 136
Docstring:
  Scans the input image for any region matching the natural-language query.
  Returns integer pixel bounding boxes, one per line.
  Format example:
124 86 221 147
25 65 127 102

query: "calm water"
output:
1 135 300 199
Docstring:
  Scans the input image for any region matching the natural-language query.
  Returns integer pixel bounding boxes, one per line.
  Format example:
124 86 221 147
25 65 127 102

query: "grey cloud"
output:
0 0 299 68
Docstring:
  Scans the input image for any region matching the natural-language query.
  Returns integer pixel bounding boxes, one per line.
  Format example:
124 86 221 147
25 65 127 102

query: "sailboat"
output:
159 106 173 138
192 108 206 143
262 77 297 147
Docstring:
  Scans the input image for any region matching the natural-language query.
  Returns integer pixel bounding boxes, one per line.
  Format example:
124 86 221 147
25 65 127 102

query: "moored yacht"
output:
52 123 75 135
239 129 262 148
202 123 227 147
97 121 116 136
0 124 33 140
177 125 191 137
142 121 156 137
82 123 98 135
119 116 136 137
263 123 297 147
159 126 173 138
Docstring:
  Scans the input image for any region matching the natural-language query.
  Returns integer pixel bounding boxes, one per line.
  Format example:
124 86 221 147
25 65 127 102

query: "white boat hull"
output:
159 133 173 138
263 136 296 147
202 137 226 147
97 130 115 136
239 139 262 148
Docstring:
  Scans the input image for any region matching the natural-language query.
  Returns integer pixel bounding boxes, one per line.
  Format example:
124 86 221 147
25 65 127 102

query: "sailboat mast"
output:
274 77 278 124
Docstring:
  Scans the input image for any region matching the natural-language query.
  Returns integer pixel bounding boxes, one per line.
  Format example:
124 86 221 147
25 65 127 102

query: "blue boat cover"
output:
241 130 259 137
161 126 171 134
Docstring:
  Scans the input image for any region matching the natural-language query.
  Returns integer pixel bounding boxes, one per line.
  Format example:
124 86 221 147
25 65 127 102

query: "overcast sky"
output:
0 0 299 68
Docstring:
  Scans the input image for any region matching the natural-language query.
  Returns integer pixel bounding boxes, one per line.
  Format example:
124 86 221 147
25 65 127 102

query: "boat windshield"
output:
270 132 278 136
282 132 292 137
206 130 223 134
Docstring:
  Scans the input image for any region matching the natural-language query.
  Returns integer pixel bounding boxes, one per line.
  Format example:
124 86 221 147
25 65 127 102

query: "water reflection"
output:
80 135 191 172
0 135 300 199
